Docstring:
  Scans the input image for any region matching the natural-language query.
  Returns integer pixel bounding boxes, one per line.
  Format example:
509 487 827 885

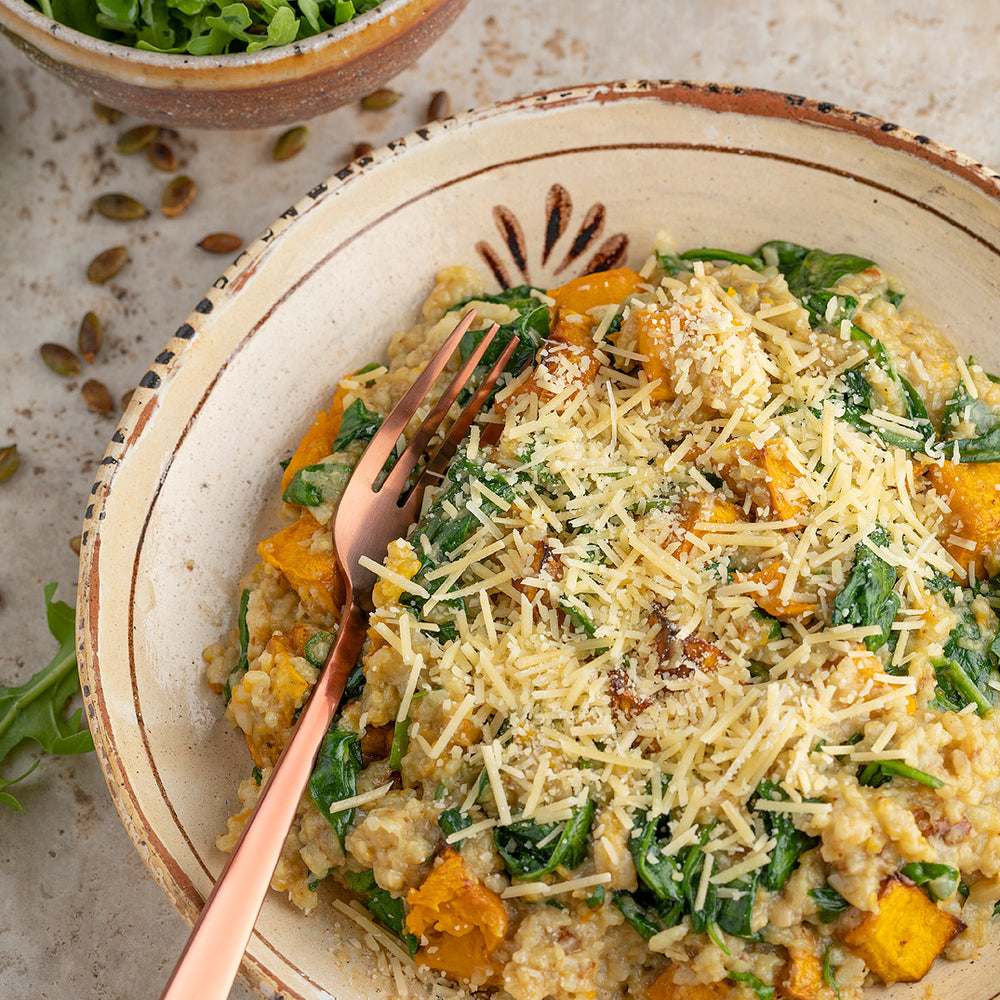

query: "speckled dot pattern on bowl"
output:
78 81 1000 1000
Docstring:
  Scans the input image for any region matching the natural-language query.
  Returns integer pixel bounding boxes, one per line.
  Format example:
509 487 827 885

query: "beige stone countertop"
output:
3 1 1000 997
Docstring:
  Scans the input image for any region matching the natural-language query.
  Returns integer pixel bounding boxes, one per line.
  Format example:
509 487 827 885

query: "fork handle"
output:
159 600 367 1000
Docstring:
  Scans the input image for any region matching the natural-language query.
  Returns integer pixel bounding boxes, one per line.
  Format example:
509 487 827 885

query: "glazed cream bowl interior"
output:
0 0 467 128
78 81 1000 1000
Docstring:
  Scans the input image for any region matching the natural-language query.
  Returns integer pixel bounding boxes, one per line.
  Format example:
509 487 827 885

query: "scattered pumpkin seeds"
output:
87 246 129 283
273 125 310 162
198 232 243 254
82 379 115 414
92 102 121 124
162 175 197 217
69 535 82 556
0 444 19 484
115 123 158 154
78 311 103 363
120 389 135 411
95 192 149 221
427 89 450 121
40 342 82 377
353 141 374 159
360 88 401 111
147 140 179 173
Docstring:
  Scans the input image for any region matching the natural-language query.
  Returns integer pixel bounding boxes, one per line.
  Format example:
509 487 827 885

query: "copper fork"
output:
159 309 518 999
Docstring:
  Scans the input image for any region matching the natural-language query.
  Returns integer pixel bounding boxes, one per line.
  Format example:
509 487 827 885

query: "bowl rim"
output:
0 0 454 80
77 78 1000 1000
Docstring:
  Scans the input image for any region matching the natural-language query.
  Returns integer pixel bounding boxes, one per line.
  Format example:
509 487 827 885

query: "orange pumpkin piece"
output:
840 874 964 984
779 934 825 1000
646 970 735 1000
713 441 808 521
280 384 348 496
737 562 816 620
853 648 915 714
926 460 1000 579
676 492 744 558
405 847 508 983
258 512 344 615
632 307 679 403
547 267 645 316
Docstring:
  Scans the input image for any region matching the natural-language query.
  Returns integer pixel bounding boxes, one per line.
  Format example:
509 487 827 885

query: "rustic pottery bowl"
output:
78 81 1000 1000
0 0 467 128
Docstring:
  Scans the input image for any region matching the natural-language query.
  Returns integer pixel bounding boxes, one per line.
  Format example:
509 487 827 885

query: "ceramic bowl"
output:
0 0 468 128
78 81 1000 1000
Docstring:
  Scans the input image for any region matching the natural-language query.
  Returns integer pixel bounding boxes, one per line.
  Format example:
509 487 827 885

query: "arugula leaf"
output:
832 525 901 654
494 797 596 881
344 869 419 956
29 0 383 52
308 724 362 848
1 584 95 813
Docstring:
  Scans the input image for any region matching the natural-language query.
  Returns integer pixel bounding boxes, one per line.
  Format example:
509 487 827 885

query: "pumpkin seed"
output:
95 192 149 221
0 444 18 484
353 141 374 159
78 311 103 363
360 88 401 111
197 232 243 254
427 89 450 121
40 342 82 377
82 379 115 414
147 140 179 173
162 175 197 217
87 246 129 283
115 123 159 154
92 102 121 124
69 535 82 555
273 125 310 162
120 389 135 411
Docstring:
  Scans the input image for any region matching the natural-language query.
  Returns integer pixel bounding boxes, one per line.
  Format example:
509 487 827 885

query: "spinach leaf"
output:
832 525 901 654
809 883 850 922
222 587 251 703
677 247 766 270
754 780 819 892
0 584 95 812
612 888 681 939
494 797 596 881
930 595 999 716
728 969 776 1000
758 241 875 302
387 716 409 771
308 724 362 848
630 808 684 904
438 807 473 848
899 862 961 901
857 759 944 789
281 457 353 506
344 869 419 957
941 380 1000 462
330 398 382 453
823 943 842 1000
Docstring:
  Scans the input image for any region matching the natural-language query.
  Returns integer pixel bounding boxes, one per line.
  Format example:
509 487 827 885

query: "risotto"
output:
205 234 1000 1000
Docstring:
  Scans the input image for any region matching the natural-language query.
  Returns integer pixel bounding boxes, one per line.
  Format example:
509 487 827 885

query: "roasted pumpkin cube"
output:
258 512 344 615
280 385 348 496
646 970 735 1000
676 492 744 558
405 847 508 983
840 874 964 983
737 562 816 620
547 267 645 316
926 460 1000 578
713 440 808 521
632 307 679 403
779 933 825 1000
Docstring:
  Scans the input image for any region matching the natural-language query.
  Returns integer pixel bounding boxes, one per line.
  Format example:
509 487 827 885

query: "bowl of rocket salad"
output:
77 82 1000 1000
0 0 468 128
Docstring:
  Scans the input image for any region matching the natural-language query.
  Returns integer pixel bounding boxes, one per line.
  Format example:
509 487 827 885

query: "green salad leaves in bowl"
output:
0 0 468 127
